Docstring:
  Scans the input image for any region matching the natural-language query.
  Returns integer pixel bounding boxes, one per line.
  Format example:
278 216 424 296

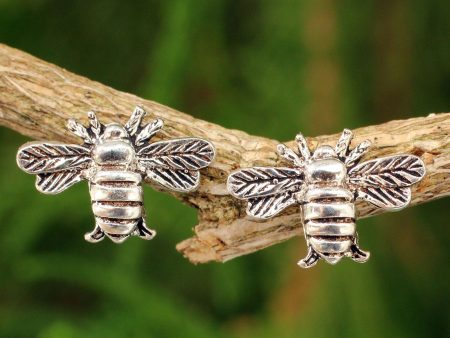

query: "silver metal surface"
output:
227 128 426 268
303 202 355 219
305 220 355 236
17 106 215 243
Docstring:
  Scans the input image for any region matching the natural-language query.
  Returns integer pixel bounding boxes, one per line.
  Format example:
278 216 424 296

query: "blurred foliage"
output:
0 0 449 337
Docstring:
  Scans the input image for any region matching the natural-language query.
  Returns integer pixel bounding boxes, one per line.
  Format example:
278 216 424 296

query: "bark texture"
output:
0 43 449 263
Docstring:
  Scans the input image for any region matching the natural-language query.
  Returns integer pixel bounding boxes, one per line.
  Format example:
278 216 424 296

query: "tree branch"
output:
0 43 449 264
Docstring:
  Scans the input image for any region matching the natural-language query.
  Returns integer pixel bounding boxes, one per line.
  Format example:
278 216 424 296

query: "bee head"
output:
312 145 336 160
102 124 128 141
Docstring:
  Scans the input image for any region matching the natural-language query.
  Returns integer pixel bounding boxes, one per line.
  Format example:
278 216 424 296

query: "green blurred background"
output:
0 1 449 337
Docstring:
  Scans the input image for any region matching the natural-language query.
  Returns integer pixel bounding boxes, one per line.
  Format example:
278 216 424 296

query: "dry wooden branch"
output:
0 43 449 264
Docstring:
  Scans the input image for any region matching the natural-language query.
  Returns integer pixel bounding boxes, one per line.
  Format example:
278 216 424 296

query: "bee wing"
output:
356 186 411 210
228 167 304 199
137 138 215 192
17 142 91 194
35 170 85 194
348 155 425 209
145 167 200 192
246 193 299 219
17 142 92 174
348 155 425 188
227 167 304 219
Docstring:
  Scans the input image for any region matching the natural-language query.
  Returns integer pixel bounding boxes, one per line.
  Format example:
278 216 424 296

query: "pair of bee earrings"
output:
17 107 425 268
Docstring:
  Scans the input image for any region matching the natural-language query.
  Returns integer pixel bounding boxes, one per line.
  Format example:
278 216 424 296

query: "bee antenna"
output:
125 106 147 136
295 133 311 160
87 111 102 139
277 143 303 166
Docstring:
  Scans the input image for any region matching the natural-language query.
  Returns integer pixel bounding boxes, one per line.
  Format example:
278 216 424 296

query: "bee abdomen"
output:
92 201 143 219
91 185 142 203
308 236 353 254
90 170 143 235
305 187 353 202
304 187 355 256
304 202 355 220
95 216 140 235
92 170 141 184
306 219 355 236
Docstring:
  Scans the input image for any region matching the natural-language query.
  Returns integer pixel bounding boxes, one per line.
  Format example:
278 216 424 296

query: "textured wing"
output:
228 167 304 219
36 170 84 194
137 138 215 171
227 167 304 199
17 142 91 194
146 167 200 192
348 155 425 188
349 155 425 210
356 186 411 210
247 193 298 219
17 142 91 174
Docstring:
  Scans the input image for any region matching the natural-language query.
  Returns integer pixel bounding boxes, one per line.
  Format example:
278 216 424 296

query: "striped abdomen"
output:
90 170 143 235
303 187 355 258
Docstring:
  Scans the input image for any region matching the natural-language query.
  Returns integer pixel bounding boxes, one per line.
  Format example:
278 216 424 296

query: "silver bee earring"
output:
17 106 215 243
227 129 425 268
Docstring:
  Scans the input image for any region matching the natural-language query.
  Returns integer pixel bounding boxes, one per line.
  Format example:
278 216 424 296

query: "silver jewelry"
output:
227 129 425 268
17 106 215 243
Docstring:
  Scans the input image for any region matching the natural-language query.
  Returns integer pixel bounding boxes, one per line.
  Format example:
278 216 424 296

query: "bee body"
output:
87 125 146 240
301 152 357 264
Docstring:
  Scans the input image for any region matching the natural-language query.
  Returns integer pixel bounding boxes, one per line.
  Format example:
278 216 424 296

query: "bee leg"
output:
297 247 320 268
84 225 105 243
133 218 156 240
350 245 370 263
